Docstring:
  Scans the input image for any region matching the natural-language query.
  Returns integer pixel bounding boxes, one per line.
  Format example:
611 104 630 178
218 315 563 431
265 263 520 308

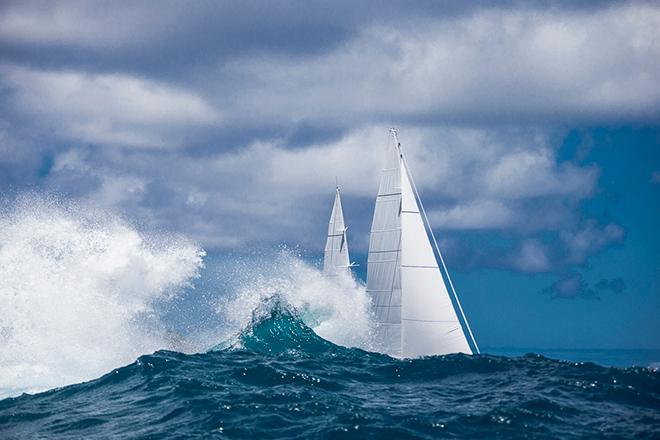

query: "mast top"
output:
389 127 400 148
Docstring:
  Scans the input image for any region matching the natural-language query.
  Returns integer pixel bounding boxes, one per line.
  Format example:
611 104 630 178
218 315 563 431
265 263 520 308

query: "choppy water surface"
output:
1 305 659 439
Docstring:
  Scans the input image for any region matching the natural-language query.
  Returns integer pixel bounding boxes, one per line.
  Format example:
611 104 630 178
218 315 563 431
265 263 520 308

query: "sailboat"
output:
323 186 352 276
366 129 479 358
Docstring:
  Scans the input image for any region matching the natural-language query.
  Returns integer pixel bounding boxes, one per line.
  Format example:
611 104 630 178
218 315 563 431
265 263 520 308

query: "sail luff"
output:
366 138 403 357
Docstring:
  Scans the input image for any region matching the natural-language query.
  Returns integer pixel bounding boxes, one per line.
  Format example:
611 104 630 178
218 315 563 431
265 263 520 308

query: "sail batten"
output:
323 187 351 277
366 131 476 358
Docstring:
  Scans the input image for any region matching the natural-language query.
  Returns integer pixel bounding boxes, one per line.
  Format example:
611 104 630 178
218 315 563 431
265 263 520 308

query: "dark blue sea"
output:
1 304 659 439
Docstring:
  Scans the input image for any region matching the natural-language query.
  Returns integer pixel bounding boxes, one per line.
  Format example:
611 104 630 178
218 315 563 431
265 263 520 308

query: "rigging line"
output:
395 132 480 355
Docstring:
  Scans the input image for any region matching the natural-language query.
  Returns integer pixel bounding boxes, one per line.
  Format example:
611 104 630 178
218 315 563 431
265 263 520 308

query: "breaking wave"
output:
0 196 373 399
0 195 205 397
213 249 374 352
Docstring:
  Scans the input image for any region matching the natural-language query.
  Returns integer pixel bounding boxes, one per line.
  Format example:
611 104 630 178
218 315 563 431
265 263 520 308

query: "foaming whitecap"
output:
216 249 375 351
0 195 205 398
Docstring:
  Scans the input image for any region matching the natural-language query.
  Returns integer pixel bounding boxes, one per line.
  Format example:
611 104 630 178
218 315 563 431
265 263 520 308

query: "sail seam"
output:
401 265 437 268
377 192 402 197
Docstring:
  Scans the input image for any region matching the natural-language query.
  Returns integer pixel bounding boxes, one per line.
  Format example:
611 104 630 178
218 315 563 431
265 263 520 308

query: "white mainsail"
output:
366 130 478 358
323 187 351 276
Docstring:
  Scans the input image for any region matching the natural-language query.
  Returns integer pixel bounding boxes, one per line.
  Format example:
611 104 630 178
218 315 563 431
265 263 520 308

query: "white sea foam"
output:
0 197 373 399
216 249 375 351
0 195 205 398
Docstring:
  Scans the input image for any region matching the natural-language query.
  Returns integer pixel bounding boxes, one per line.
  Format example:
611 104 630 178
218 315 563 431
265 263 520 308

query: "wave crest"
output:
214 249 375 352
215 296 337 356
0 195 205 397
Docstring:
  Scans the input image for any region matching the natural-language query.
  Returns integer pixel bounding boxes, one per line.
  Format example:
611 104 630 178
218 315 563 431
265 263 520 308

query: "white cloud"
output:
509 239 551 273
429 200 517 230
2 2 658 154
52 149 146 207
219 3 660 126
1 2 658 149
37 126 394 247
560 220 625 264
0 2 643 273
483 149 597 200
39 125 601 252
402 127 597 232
1 65 219 148
0 2 157 48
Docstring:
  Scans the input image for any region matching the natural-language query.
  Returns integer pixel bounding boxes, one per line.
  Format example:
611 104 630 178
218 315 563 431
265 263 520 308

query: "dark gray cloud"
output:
1 1 626 77
651 171 660 184
2 0 658 148
595 277 626 294
542 273 598 300
542 273 628 299
436 218 624 274
0 0 655 275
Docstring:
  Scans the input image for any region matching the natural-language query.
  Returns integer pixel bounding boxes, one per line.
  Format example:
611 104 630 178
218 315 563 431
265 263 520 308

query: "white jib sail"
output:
323 187 351 276
367 132 475 357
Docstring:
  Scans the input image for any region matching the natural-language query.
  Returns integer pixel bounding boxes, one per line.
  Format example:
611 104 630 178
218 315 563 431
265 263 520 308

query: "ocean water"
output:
1 305 659 439
1 196 659 439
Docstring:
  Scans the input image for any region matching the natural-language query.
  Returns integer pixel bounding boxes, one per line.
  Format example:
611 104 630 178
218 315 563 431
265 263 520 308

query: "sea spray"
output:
0 203 374 399
0 195 205 398
214 248 375 352
217 296 339 355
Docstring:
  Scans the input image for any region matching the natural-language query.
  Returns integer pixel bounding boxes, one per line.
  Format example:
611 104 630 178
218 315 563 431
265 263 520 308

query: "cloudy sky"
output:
1 0 658 349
